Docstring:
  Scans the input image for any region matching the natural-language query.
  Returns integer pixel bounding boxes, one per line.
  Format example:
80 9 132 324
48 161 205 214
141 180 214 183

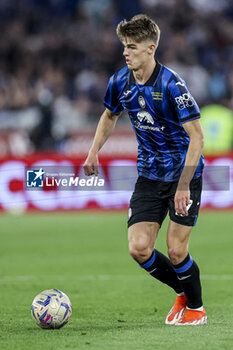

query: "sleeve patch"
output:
175 93 196 110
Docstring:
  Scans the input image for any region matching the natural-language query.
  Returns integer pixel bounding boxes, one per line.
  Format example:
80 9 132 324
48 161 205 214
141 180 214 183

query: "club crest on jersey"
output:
138 95 146 109
137 110 154 124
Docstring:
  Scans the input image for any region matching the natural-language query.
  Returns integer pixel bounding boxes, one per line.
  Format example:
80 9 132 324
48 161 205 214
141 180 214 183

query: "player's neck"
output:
133 59 156 85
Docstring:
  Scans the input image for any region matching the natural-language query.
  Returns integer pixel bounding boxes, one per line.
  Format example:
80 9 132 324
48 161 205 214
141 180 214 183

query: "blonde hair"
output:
116 14 160 47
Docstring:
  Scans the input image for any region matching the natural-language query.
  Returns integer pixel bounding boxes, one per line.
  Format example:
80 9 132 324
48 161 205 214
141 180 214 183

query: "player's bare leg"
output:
128 222 159 264
166 220 207 325
167 220 192 265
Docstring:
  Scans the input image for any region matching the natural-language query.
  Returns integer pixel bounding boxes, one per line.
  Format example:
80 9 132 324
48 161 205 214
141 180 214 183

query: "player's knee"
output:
168 247 184 265
129 247 153 263
128 241 152 263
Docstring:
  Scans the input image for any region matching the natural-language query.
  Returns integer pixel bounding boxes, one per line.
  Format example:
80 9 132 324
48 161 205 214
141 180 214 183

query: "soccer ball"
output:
31 289 72 329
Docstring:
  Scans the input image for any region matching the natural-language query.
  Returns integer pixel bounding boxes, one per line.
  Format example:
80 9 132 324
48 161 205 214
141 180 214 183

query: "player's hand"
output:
174 188 191 216
83 152 99 176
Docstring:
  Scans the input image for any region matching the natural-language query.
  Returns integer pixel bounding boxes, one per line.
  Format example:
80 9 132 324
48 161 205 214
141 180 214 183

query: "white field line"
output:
0 274 233 282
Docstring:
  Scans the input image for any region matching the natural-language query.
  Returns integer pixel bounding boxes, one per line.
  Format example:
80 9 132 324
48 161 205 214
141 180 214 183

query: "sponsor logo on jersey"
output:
137 110 154 124
175 93 195 110
134 123 165 132
135 111 165 132
138 95 146 109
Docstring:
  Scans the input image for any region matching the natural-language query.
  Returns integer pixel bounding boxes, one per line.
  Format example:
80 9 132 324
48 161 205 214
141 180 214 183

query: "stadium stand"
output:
0 0 232 155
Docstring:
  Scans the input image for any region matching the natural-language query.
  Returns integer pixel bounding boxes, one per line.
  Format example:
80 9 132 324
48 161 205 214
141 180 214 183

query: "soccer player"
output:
84 14 207 325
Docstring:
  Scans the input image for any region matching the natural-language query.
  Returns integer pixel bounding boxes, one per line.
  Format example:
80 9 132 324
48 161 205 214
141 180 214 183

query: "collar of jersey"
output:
129 60 161 86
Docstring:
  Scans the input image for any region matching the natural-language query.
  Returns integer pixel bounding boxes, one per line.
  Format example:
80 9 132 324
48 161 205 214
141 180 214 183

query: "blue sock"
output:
140 249 183 294
173 254 203 308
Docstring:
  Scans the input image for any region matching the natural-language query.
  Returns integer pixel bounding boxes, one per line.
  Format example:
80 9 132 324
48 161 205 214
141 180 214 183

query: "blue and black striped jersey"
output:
104 61 204 182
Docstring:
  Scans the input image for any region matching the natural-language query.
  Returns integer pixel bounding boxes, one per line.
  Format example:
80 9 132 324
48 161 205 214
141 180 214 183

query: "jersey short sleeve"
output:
168 77 201 124
104 73 124 114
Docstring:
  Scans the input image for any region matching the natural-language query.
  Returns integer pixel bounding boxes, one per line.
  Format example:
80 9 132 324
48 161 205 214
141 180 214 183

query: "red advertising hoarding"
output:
0 153 232 211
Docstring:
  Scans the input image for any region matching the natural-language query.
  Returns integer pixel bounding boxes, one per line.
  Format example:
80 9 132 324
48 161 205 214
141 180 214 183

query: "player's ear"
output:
147 44 156 55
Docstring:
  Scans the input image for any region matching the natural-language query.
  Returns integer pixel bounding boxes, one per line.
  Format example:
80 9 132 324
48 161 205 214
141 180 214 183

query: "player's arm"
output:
175 118 204 216
84 108 120 176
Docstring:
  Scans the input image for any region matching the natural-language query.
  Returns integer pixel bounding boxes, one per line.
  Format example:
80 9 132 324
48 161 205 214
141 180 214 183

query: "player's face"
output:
123 38 154 71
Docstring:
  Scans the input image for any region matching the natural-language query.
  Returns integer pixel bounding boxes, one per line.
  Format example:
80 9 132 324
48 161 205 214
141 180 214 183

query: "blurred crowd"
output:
0 0 232 154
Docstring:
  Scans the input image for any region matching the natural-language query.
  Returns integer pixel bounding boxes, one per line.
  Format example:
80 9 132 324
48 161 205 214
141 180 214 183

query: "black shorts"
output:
128 176 202 228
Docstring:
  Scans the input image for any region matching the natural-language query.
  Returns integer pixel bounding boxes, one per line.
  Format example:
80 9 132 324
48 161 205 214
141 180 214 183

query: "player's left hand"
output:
174 188 191 216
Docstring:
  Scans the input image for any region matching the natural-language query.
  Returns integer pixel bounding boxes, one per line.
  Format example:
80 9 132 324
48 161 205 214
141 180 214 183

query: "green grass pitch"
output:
0 211 233 350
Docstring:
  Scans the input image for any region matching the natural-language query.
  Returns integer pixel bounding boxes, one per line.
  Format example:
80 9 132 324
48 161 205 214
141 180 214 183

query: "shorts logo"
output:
26 168 45 188
138 95 146 109
137 110 154 124
175 93 195 110
128 207 132 219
